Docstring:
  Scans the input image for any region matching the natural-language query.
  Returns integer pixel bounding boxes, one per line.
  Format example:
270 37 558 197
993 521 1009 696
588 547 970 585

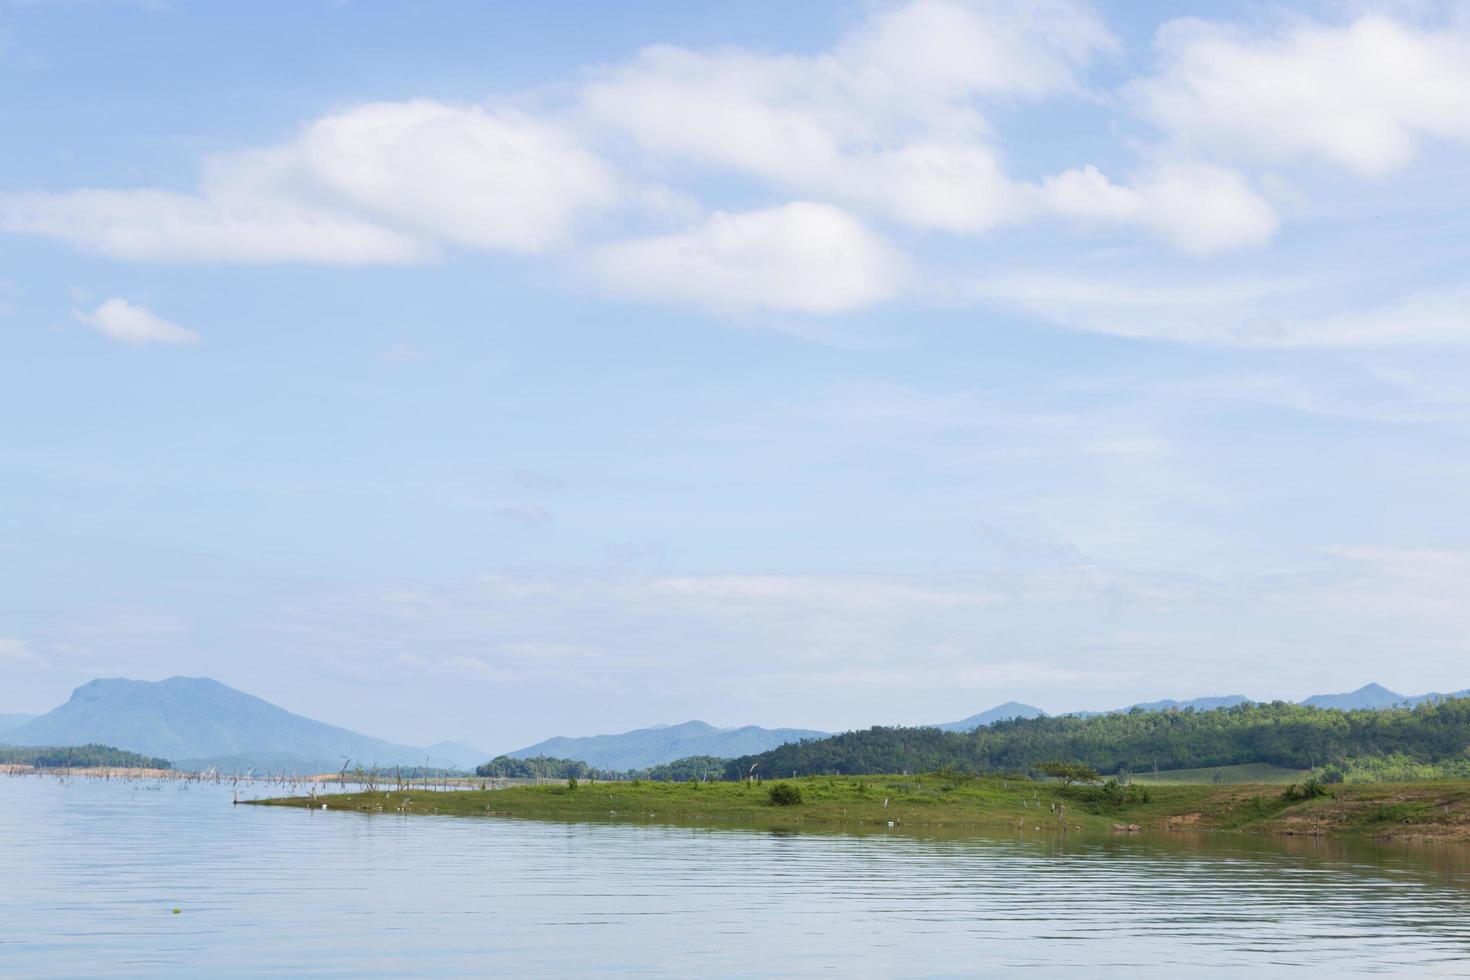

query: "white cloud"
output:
0 100 616 263
74 297 199 345
581 3 1274 254
593 202 906 314
0 637 41 665
6 2 1465 328
289 100 617 252
1040 162 1278 253
1130 15 1470 175
837 0 1118 100
0 188 427 265
583 0 1114 234
972 274 1470 348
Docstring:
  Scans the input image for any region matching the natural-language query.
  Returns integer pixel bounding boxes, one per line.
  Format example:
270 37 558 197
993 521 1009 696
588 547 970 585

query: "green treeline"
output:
477 755 598 779
475 753 729 782
0 743 172 769
637 755 728 782
722 698 1470 779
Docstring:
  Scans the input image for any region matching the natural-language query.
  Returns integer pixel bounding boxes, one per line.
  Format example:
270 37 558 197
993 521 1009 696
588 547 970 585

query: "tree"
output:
768 783 803 806
1037 761 1100 786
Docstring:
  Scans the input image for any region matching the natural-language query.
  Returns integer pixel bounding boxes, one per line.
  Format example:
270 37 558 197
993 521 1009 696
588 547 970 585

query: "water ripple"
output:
2 776 1469 977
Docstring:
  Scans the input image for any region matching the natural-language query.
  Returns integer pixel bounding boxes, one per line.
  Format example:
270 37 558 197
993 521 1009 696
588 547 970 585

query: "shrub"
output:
1078 778 1151 812
768 783 803 806
1282 779 1328 802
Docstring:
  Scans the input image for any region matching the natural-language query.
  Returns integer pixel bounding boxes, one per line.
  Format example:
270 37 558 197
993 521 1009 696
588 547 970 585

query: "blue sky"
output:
4 0 1470 751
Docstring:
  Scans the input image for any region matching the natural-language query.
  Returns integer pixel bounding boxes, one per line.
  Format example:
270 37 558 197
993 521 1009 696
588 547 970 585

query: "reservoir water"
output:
3 774 1469 977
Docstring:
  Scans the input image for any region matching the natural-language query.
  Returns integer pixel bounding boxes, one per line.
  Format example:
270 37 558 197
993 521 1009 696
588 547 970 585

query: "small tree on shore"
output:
1038 761 1100 786
768 783 803 806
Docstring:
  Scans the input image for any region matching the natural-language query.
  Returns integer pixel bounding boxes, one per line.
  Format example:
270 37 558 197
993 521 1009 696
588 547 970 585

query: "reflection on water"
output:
2 775 1469 977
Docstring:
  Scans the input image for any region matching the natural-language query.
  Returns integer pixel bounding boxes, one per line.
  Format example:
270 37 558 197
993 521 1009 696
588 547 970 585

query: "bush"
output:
1077 778 1151 812
1282 779 1329 802
768 783 803 806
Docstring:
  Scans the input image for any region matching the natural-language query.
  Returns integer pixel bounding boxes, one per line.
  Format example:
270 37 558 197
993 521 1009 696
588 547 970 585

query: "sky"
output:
4 0 1470 752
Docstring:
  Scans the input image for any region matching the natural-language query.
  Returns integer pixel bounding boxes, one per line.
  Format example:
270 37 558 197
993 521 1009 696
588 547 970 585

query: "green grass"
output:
251 774 1470 842
252 774 1214 835
1130 763 1309 785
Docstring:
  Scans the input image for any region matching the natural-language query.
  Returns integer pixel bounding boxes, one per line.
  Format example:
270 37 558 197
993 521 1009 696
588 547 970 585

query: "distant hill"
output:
423 741 490 770
1128 695 1251 712
930 702 1046 732
0 713 35 734
1402 688 1470 707
1300 683 1470 711
0 742 171 770
7 677 472 774
1302 683 1409 711
724 695 1470 780
507 720 828 770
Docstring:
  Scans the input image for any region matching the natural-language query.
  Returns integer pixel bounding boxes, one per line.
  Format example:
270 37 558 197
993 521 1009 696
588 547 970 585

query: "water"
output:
3 776 1470 977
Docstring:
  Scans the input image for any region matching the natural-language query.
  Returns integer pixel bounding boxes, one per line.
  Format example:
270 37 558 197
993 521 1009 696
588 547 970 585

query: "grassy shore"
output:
250 774 1470 842
1130 763 1309 785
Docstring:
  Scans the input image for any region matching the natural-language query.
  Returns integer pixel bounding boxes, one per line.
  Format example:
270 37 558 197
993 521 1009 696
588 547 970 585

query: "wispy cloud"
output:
494 504 553 527
0 637 42 666
3 101 615 264
970 274 1470 348
74 297 199 345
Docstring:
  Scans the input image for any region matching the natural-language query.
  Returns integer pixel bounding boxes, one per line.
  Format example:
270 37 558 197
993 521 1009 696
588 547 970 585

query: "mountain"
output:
1300 683 1470 711
1401 688 1470 708
1301 683 1407 711
1128 695 1251 712
423 741 491 770
507 720 828 770
931 702 1046 732
0 713 36 734
7 677 469 773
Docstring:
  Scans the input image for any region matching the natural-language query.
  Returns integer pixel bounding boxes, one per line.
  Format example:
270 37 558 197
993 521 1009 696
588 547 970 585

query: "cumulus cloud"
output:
1 100 616 263
74 298 200 345
582 0 1116 234
837 0 1119 99
1129 15 1470 174
593 202 906 314
1040 162 1278 253
289 100 617 252
581 2 1276 254
6 1 1467 325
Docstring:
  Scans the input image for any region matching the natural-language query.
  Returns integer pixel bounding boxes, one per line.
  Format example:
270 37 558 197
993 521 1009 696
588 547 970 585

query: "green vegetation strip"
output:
250 774 1470 841
723 697 1470 781
0 743 172 769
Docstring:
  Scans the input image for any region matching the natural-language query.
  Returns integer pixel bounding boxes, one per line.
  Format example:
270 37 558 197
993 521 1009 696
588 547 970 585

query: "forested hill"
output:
0 743 172 769
724 698 1470 779
507 720 828 770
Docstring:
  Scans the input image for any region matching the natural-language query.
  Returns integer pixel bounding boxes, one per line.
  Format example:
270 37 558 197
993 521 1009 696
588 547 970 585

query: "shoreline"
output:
247 774 1470 844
